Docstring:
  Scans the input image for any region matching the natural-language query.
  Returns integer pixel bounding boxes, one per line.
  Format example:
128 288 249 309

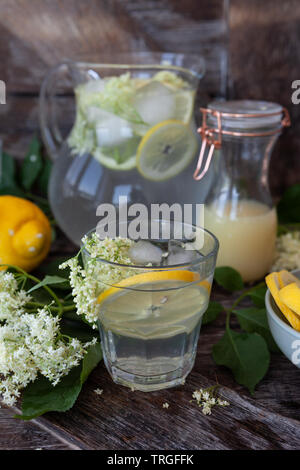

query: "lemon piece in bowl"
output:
278 269 300 288
265 272 300 331
279 282 300 316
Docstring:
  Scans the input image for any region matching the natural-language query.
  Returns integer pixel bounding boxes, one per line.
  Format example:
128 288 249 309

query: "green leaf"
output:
80 342 102 383
212 328 270 394
20 137 43 190
37 159 52 196
247 285 267 308
214 266 244 292
0 152 25 196
27 275 69 293
277 184 300 223
202 301 223 325
17 342 102 420
233 307 280 353
16 368 82 420
0 151 15 182
39 257 70 278
60 319 97 343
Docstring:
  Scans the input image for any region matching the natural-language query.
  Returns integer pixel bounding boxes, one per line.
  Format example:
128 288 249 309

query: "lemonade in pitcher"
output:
40 54 210 245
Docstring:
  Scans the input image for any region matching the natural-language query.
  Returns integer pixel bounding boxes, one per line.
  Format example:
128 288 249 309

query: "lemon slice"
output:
265 272 300 331
136 120 198 181
174 89 195 124
97 270 203 305
94 150 136 171
93 136 140 171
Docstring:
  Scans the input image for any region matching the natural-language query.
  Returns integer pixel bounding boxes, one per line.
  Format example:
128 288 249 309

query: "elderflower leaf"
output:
27 275 69 293
233 307 280 353
202 301 223 325
212 328 270 394
39 257 70 278
247 285 267 308
20 137 43 191
17 342 101 420
214 267 244 292
0 152 26 197
277 183 300 223
37 159 52 197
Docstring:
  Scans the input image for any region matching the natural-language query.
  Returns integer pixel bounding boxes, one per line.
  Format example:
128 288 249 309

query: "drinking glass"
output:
82 222 218 391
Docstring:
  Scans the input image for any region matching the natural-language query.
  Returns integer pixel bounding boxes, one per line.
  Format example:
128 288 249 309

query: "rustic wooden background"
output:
0 0 299 196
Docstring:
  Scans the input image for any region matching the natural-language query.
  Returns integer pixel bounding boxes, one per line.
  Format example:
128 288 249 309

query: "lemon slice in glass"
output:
97 270 201 305
136 120 198 181
174 89 195 124
93 136 140 171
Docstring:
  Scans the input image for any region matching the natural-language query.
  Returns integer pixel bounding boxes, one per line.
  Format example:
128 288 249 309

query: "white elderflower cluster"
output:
60 234 135 326
272 231 300 271
0 271 96 406
0 272 30 320
192 387 229 416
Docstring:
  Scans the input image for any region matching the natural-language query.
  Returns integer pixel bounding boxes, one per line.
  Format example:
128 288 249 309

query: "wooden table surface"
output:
1 236 300 450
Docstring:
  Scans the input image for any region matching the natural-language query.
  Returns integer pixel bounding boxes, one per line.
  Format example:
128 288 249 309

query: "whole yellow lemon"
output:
0 195 52 272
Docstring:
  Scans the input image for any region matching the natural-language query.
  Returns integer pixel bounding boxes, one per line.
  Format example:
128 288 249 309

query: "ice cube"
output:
167 239 198 265
86 107 133 147
129 240 163 265
133 81 175 127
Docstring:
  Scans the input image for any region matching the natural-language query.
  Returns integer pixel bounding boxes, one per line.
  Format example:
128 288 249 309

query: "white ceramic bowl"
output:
265 269 300 367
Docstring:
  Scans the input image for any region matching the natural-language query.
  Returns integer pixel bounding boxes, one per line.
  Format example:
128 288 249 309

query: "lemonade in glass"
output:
82 221 218 391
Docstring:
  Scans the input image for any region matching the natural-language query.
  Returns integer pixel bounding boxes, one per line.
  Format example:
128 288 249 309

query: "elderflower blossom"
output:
272 231 300 271
0 272 96 406
192 387 230 416
60 233 135 326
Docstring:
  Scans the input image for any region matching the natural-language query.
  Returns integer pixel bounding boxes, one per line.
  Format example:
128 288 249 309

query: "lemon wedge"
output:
265 272 300 331
279 283 300 316
136 120 198 181
278 270 300 289
97 270 209 306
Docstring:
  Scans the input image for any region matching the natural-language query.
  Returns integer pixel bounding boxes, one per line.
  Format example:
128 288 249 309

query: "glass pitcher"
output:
193 100 291 282
39 52 209 245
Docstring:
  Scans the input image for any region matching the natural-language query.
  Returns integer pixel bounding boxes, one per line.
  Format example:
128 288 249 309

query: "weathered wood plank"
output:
32 328 300 450
0 0 155 93
0 405 72 450
229 0 300 194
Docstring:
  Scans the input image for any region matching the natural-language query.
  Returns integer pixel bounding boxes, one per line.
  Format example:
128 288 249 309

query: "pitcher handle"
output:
39 61 73 160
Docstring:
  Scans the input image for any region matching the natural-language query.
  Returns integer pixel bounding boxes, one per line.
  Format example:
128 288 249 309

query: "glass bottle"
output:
194 100 290 282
